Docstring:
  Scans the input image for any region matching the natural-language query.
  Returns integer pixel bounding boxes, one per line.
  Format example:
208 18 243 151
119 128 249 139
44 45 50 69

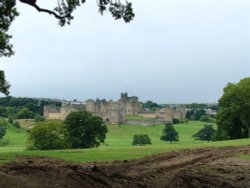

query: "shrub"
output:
27 121 71 150
0 118 7 139
34 114 45 122
8 116 13 124
0 139 9 146
199 115 215 123
173 118 181 124
17 108 34 119
132 134 152 146
13 121 20 128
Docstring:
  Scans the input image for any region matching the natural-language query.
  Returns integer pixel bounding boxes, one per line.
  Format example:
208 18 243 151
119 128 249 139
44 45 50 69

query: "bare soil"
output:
0 146 249 188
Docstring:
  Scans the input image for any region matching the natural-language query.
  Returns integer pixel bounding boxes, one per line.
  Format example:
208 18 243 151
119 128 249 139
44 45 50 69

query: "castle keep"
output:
44 93 186 125
86 93 142 124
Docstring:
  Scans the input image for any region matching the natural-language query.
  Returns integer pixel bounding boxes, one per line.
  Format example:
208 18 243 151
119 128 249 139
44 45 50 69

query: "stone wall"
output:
85 93 141 124
44 93 186 126
125 118 171 126
43 101 85 120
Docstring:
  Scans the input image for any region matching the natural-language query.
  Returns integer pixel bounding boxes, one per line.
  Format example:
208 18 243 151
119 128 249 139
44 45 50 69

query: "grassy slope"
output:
0 122 249 163
0 124 27 163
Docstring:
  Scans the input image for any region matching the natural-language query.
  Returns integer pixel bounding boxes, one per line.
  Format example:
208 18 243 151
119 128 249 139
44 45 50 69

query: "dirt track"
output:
0 146 249 188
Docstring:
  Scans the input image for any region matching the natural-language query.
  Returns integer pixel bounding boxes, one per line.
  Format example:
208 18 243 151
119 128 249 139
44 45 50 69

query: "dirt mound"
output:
0 146 249 188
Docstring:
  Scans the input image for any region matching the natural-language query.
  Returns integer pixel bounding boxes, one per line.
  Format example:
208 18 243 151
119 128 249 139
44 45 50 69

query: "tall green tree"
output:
0 0 134 95
217 77 250 140
0 71 10 95
65 111 107 148
0 118 7 139
160 124 179 143
193 124 215 142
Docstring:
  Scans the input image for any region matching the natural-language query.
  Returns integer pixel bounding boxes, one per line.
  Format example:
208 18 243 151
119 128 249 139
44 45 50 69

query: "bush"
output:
0 139 9 146
173 118 181 124
27 121 71 150
0 118 7 139
132 134 152 146
34 114 45 122
13 121 20 128
17 108 34 119
199 115 215 123
8 116 13 124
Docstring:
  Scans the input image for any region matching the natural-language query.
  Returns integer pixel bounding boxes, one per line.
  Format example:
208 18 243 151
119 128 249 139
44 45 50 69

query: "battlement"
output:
44 101 85 120
44 93 186 125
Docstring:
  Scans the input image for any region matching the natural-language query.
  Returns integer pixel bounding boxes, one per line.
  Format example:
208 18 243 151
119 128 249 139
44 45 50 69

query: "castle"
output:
43 93 186 125
43 101 85 120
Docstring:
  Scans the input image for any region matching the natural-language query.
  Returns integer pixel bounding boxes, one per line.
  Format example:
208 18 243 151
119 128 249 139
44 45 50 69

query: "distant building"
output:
43 100 85 120
44 93 186 125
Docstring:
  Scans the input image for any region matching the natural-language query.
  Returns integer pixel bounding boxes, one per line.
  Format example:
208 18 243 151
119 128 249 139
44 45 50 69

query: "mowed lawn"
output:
0 122 249 163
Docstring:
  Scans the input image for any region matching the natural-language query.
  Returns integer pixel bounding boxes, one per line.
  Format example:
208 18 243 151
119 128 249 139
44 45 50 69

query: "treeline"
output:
142 101 162 112
0 96 61 119
185 103 217 122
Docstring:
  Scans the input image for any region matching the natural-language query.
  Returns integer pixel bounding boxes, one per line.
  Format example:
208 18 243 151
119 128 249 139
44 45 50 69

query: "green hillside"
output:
0 121 249 164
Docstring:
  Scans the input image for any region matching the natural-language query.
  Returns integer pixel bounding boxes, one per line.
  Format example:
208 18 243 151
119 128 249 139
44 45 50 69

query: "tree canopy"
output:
216 77 250 140
27 121 71 150
160 124 179 143
0 0 134 95
132 134 152 146
64 111 107 148
193 124 215 142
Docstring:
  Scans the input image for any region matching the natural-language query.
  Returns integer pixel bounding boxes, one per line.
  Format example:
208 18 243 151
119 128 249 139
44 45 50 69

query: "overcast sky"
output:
1 0 250 103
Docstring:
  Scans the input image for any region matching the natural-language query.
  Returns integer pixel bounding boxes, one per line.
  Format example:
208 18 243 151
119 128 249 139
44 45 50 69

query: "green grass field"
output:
0 121 249 164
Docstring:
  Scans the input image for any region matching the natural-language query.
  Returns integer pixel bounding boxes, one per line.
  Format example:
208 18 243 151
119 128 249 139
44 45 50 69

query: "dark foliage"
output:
193 124 215 142
142 101 161 111
0 96 61 116
132 134 152 146
160 124 179 143
65 111 107 148
186 109 206 121
0 118 7 139
13 120 20 128
216 77 250 140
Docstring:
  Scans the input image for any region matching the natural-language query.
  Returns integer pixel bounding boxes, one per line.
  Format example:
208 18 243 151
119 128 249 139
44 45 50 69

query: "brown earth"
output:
0 146 249 188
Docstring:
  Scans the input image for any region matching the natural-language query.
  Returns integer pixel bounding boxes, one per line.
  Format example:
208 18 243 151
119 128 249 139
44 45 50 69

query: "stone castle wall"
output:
85 93 141 124
44 93 186 125
43 101 85 120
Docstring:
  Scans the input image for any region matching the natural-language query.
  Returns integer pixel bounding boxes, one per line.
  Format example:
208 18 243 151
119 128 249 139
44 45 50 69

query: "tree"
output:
0 0 134 95
0 107 8 117
193 124 215 142
160 124 179 143
0 118 7 139
132 134 152 146
65 111 107 148
199 115 215 123
216 77 250 140
142 101 161 111
27 121 71 150
17 108 34 119
0 71 10 95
